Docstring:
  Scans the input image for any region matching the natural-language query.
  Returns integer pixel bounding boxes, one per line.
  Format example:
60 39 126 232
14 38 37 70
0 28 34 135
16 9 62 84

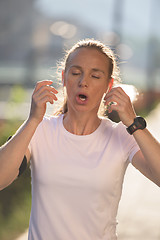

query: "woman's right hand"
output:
29 80 58 124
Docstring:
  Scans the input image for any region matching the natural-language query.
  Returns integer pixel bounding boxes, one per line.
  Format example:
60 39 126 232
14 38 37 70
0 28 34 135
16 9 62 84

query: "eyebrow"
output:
70 65 105 75
70 65 82 70
92 68 105 75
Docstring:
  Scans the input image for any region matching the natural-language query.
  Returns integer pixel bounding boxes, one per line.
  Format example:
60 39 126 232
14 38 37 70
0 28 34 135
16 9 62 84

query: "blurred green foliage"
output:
0 169 31 240
9 85 27 103
0 120 31 240
0 83 31 240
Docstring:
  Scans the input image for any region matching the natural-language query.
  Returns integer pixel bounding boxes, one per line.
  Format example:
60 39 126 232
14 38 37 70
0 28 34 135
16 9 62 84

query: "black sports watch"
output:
126 116 147 135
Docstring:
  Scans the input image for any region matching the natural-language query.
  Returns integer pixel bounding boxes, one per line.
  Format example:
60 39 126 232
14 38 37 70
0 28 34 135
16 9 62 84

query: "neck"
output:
63 111 101 135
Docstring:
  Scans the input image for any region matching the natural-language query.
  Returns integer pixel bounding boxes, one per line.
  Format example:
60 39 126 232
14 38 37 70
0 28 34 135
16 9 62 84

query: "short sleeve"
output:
117 122 140 163
28 123 42 156
28 115 58 157
28 117 47 156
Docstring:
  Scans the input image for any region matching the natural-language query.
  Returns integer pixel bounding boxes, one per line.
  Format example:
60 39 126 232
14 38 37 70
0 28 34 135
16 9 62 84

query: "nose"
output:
78 74 88 88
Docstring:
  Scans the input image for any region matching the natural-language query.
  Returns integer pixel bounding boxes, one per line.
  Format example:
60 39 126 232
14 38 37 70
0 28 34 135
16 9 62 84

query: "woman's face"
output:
63 47 112 115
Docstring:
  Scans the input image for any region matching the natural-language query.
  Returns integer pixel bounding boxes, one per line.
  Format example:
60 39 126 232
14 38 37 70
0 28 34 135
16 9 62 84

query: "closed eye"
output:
72 72 81 76
92 75 100 79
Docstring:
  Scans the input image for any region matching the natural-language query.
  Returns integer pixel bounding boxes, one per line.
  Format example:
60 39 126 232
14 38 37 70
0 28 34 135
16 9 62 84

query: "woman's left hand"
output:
104 87 136 127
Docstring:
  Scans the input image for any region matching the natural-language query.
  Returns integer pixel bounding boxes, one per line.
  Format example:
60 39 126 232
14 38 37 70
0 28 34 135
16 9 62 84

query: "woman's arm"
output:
0 80 58 190
0 119 38 190
104 86 160 187
132 129 160 186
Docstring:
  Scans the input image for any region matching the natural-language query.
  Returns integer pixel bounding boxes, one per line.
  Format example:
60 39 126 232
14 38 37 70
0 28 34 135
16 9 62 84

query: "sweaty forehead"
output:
66 48 109 71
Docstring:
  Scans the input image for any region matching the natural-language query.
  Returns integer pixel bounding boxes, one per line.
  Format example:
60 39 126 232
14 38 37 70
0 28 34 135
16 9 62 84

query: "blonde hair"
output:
56 38 120 116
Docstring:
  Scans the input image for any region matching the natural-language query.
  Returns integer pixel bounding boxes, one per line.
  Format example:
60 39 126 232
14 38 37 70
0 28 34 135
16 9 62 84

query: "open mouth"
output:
79 94 87 101
76 93 88 104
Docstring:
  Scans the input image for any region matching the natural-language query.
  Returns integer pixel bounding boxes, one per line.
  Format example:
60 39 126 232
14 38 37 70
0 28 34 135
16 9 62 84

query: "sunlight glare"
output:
50 21 77 39
117 84 139 102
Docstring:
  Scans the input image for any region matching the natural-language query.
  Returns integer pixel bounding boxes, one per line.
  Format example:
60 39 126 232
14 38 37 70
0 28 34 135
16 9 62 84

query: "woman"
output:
0 39 160 240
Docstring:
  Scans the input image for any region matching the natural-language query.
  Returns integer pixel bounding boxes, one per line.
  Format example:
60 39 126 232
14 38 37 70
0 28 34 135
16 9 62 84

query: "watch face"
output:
135 117 146 129
127 117 147 134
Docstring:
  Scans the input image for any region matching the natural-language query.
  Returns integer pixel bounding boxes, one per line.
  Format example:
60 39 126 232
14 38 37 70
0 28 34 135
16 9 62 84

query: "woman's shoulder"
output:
38 114 63 130
43 114 62 123
101 117 120 128
101 117 126 133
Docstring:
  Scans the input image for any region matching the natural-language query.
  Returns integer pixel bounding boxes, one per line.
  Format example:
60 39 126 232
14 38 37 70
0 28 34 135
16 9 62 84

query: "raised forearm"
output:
0 118 38 190
104 87 160 186
133 128 160 184
0 80 58 190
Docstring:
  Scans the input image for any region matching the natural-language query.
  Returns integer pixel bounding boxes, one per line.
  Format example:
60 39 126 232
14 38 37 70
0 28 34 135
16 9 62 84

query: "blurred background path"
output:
117 103 160 240
15 104 160 240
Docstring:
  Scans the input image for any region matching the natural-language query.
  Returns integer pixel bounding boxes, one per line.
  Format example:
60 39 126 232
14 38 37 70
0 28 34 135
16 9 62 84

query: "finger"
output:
104 94 123 106
108 96 135 115
32 91 58 111
104 90 131 108
34 80 54 93
33 86 58 104
112 87 129 97
104 87 128 100
36 95 54 106
35 85 58 97
37 90 58 102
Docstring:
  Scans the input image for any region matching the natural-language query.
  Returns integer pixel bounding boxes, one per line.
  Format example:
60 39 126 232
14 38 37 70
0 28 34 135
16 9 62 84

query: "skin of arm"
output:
132 130 160 186
0 80 58 190
104 87 160 187
0 119 39 190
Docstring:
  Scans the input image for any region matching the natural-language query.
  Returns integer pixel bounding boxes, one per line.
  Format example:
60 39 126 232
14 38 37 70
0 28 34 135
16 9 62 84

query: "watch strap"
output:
127 122 138 135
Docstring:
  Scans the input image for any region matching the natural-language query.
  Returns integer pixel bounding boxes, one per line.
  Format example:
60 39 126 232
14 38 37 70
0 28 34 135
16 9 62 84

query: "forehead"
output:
66 47 109 72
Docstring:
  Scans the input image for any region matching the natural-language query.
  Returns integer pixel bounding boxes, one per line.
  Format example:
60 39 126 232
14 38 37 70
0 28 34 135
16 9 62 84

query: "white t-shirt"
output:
28 114 140 240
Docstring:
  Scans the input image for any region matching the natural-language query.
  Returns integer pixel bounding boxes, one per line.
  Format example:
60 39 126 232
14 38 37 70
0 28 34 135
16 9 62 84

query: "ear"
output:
62 70 66 87
107 78 114 93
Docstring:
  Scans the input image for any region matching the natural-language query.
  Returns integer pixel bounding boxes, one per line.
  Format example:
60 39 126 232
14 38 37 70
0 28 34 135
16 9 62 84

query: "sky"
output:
34 0 156 38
